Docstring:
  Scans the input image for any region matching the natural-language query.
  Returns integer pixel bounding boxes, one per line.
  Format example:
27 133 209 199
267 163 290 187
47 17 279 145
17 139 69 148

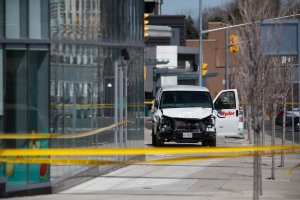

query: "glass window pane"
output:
5 46 28 186
19 0 28 38
0 0 4 38
28 48 49 133
29 0 42 39
41 0 49 38
28 0 49 39
5 0 20 38
5 0 28 39
28 47 49 184
29 0 49 39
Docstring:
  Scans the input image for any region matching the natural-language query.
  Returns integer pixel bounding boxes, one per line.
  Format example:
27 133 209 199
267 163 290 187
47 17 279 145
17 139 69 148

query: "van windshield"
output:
160 91 213 109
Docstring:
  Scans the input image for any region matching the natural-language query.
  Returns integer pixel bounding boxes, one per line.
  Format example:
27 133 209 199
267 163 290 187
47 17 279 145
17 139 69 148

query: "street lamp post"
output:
198 0 203 86
225 29 230 89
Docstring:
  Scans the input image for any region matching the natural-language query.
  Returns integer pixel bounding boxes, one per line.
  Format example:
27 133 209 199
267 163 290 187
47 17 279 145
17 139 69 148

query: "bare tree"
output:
278 59 294 167
229 0 297 199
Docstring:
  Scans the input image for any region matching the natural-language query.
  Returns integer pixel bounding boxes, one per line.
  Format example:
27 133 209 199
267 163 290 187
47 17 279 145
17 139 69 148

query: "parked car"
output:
276 108 299 131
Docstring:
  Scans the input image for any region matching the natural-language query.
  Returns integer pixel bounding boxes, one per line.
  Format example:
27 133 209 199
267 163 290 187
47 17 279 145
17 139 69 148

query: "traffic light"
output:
229 34 240 53
202 63 208 76
144 13 150 38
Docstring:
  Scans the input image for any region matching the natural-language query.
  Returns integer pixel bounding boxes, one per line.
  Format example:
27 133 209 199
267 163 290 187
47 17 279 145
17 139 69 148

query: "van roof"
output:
161 85 209 92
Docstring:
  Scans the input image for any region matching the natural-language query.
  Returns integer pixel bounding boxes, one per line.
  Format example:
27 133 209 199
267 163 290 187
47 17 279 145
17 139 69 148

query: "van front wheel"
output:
209 137 216 147
151 128 157 146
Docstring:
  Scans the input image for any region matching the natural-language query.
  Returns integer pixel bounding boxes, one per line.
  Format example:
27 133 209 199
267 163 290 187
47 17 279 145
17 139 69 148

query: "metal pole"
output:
292 76 294 144
71 82 76 132
158 0 161 15
124 65 128 148
271 104 276 180
253 129 259 200
119 66 123 149
202 14 300 34
281 98 286 167
114 62 118 149
198 0 203 86
225 29 229 89
119 66 124 161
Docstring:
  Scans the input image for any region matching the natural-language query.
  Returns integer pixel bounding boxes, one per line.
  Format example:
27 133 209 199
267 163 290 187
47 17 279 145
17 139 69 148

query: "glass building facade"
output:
0 0 145 196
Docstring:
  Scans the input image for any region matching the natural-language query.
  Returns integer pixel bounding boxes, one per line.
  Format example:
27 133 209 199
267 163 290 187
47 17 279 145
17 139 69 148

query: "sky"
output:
162 0 233 16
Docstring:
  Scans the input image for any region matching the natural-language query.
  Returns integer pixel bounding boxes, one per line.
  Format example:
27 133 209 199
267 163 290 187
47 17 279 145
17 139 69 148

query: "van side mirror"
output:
154 100 159 108
151 100 159 113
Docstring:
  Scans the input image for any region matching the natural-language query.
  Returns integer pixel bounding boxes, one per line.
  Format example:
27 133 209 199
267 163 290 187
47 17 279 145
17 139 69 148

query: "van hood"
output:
162 107 212 119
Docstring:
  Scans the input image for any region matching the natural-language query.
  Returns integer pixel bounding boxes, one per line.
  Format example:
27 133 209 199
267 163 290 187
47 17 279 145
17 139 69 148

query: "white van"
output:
151 85 244 146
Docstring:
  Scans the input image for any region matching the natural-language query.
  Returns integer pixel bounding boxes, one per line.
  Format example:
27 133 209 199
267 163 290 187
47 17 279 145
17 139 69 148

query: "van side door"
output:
213 89 240 137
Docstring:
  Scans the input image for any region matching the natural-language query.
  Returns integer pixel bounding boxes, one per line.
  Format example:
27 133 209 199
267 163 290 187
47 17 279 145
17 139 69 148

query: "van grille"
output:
174 119 201 132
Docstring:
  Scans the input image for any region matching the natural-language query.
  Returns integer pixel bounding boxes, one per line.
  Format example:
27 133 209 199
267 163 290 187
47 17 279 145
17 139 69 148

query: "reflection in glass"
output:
5 46 28 186
4 45 50 187
49 0 145 185
28 46 49 184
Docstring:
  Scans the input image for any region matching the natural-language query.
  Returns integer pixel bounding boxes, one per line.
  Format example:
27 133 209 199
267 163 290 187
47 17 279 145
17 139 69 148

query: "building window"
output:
29 0 49 39
4 45 50 187
5 0 27 39
0 0 4 38
5 0 49 39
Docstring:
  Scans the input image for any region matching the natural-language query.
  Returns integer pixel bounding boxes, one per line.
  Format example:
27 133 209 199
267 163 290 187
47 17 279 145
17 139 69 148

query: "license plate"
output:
183 132 193 138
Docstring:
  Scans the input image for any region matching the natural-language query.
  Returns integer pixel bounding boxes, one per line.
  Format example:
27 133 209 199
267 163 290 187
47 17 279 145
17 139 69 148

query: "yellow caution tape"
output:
1 148 299 178
0 145 299 157
0 157 125 166
54 103 147 109
0 150 299 166
54 104 114 108
0 121 134 140
0 134 52 139
144 101 154 105
148 150 300 164
53 101 300 108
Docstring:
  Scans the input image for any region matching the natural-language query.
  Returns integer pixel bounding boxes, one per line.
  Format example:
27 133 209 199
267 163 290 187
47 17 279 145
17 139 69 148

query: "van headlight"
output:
206 126 216 132
204 115 216 132
160 116 173 132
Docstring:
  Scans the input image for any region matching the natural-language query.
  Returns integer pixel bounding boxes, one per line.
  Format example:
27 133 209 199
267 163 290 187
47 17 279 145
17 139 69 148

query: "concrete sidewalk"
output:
5 132 300 200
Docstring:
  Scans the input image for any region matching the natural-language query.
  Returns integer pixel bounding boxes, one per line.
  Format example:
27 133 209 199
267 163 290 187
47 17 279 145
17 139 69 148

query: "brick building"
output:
186 22 239 98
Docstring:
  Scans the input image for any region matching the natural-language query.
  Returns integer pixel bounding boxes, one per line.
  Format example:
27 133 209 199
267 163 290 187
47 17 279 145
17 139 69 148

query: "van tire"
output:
151 128 157 146
209 137 216 147
202 140 209 146
155 134 164 147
